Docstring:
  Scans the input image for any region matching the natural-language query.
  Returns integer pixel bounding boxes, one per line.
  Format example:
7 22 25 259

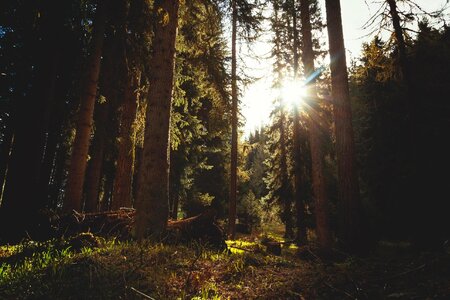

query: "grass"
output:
1 235 449 299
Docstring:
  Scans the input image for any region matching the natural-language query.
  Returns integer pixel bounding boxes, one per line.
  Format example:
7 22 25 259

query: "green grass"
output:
1 236 449 299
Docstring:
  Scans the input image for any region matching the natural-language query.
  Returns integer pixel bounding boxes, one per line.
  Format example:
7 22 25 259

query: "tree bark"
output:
228 0 238 240
64 1 108 212
291 0 307 244
300 0 332 250
38 65 73 208
386 0 411 87
280 108 294 239
112 71 140 210
0 1 63 242
170 194 179 220
49 142 66 209
132 145 143 205
292 107 307 243
325 0 363 251
84 100 110 213
134 0 180 239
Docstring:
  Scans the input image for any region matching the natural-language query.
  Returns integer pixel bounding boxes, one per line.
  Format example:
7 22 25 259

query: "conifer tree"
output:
300 0 332 250
64 1 108 212
134 0 180 239
325 0 363 251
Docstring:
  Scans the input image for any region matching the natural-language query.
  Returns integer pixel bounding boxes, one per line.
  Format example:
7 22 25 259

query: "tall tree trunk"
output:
280 109 294 239
386 0 411 88
291 0 307 244
49 142 66 209
171 194 179 220
84 100 110 212
134 0 180 239
64 1 108 212
133 145 143 205
0 1 63 241
386 0 414 135
112 71 140 209
38 65 73 208
84 32 120 212
292 107 307 243
228 0 238 240
325 0 363 251
100 164 115 212
300 0 332 250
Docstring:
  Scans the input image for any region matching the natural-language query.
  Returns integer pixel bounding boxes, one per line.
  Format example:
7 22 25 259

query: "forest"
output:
0 0 449 299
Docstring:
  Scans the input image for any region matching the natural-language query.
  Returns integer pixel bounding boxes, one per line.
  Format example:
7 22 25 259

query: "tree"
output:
0 0 74 241
134 0 180 239
324 0 363 251
112 0 142 210
228 0 239 239
290 0 306 243
299 0 332 250
64 1 108 212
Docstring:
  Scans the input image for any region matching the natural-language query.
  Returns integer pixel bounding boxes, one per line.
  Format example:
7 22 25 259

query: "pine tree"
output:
64 1 108 212
134 0 180 239
325 0 363 251
300 0 332 250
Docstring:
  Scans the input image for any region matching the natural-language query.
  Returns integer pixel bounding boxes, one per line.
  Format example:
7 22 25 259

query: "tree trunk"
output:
291 0 307 244
134 0 180 239
38 70 72 208
325 0 362 251
300 0 332 250
64 1 108 212
100 166 115 212
170 194 179 220
280 109 294 239
0 1 63 242
84 100 110 212
132 145 143 204
49 142 66 209
228 0 238 240
112 71 140 210
292 107 307 243
386 0 411 87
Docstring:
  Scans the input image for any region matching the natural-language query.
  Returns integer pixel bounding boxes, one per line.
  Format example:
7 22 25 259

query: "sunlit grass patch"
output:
226 239 260 254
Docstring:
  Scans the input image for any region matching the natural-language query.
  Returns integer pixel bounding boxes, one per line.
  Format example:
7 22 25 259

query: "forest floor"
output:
0 225 449 299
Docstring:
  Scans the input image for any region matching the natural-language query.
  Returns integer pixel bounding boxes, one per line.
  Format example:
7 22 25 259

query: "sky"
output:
240 0 449 137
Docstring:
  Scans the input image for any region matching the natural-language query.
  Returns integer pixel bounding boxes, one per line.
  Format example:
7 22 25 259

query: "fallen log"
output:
53 208 226 249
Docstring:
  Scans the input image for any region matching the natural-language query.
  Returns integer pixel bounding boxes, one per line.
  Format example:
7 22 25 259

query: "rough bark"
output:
134 0 180 239
64 1 108 212
84 101 110 213
291 0 307 244
300 0 332 250
132 146 143 204
112 71 140 210
280 109 294 239
325 0 362 251
228 0 238 240
292 107 307 243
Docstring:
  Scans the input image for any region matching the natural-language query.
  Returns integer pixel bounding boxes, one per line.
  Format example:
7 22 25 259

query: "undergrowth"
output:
1 236 449 299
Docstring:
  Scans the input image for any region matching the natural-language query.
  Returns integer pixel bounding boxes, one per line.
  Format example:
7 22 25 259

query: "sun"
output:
280 80 308 109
